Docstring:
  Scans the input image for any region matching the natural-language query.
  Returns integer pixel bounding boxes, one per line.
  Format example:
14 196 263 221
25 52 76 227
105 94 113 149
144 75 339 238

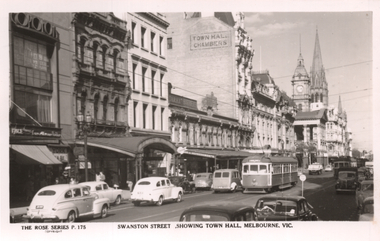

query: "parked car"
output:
358 197 374 221
22 184 110 222
308 163 323 175
324 164 333 172
81 181 123 205
131 177 183 206
212 169 242 193
356 179 374 210
193 173 213 190
179 203 258 222
335 167 359 194
254 196 319 221
168 176 196 194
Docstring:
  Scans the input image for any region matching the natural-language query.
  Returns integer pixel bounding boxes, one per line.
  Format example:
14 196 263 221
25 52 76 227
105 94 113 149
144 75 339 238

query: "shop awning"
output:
183 149 255 160
10 145 62 165
71 136 177 157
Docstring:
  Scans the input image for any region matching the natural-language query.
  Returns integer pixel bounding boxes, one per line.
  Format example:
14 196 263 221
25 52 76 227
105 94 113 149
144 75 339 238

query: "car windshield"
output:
338 172 356 178
181 212 229 222
256 200 297 217
38 190 56 196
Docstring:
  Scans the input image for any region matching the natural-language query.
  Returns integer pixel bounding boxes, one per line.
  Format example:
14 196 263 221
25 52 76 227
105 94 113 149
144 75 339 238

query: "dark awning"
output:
183 148 254 160
10 145 62 165
71 136 177 158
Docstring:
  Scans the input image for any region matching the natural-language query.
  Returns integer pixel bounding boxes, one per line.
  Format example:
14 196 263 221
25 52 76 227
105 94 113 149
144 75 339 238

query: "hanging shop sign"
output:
190 31 230 50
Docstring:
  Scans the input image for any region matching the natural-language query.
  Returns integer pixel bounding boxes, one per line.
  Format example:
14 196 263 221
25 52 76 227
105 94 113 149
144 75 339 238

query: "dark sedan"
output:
179 203 258 221
255 196 318 221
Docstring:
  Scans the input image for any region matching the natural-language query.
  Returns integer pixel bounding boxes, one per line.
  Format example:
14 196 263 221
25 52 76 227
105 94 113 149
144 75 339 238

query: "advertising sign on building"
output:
190 31 230 50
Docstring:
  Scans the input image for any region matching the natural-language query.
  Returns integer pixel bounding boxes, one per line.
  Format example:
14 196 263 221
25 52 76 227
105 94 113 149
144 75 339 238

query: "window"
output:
73 188 81 197
250 165 258 173
161 107 165 131
150 32 156 52
132 63 137 89
142 67 147 92
161 180 166 186
222 172 229 178
93 43 99 67
166 179 170 186
141 27 146 48
103 96 108 121
12 34 53 125
94 94 99 120
167 37 172 49
156 181 161 187
102 46 107 69
131 22 136 44
114 98 119 122
64 190 72 198
102 184 109 190
152 105 157 130
160 73 164 96
143 103 148 129
133 101 138 127
159 36 164 55
151 70 156 94
95 185 102 191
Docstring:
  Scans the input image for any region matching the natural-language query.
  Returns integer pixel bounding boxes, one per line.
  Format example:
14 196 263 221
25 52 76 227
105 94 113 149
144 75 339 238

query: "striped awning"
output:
10 145 62 165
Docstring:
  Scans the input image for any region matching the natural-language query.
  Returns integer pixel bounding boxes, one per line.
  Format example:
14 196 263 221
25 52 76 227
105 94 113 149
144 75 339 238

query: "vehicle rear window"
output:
138 181 151 185
214 172 221 178
222 172 229 178
38 190 56 196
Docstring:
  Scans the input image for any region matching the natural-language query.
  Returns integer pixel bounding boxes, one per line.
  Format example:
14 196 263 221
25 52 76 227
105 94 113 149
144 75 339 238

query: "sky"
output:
243 12 373 152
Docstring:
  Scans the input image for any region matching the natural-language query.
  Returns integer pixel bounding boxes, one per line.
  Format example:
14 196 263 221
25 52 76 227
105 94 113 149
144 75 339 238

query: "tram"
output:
241 155 298 193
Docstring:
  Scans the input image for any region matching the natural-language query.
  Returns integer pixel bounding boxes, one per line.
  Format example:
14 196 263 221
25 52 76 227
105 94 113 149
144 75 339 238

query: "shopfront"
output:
70 136 177 189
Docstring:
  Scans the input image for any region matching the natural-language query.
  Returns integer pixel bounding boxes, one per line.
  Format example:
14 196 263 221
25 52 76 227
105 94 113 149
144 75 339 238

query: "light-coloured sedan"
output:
81 181 123 205
194 173 213 190
131 177 183 206
23 184 110 222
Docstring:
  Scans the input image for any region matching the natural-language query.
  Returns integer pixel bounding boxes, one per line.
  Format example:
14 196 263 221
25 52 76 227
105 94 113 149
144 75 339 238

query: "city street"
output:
84 171 359 223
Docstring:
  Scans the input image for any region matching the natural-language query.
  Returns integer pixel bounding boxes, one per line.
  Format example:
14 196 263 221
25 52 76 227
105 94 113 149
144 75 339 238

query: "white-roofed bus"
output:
242 155 298 193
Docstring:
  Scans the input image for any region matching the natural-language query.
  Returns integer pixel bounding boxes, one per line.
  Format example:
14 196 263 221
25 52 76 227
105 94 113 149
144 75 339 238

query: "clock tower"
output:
291 49 310 112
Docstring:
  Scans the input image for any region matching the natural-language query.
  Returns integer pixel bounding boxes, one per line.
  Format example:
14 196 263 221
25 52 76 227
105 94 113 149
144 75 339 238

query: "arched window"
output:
79 37 86 63
320 94 323 102
103 95 108 121
102 46 107 69
94 94 99 120
311 94 314 103
114 98 119 122
92 42 99 68
315 93 320 102
113 49 119 73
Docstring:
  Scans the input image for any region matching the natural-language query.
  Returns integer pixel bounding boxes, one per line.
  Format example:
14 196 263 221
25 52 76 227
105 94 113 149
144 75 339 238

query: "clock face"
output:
296 85 304 93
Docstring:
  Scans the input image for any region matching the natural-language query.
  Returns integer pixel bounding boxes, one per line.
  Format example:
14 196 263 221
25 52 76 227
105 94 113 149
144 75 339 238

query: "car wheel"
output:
176 192 182 203
231 183 237 193
133 201 140 206
66 211 76 223
213 189 219 193
114 195 122 205
264 188 272 193
100 205 108 219
156 196 164 206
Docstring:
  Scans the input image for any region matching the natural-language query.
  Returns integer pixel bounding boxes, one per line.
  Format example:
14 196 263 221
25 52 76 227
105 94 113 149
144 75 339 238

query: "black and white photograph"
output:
1 0 379 241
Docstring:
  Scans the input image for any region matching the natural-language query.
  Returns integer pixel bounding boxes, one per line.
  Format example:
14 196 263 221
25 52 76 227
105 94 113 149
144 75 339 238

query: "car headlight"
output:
95 194 99 199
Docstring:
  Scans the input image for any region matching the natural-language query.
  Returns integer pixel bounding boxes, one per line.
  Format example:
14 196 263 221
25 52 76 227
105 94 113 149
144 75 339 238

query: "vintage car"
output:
131 177 183 206
335 167 359 194
308 163 323 175
212 169 242 193
193 173 213 190
254 196 319 221
81 181 123 205
356 179 374 210
324 164 333 172
358 197 374 221
23 184 110 222
179 203 258 221
168 176 196 194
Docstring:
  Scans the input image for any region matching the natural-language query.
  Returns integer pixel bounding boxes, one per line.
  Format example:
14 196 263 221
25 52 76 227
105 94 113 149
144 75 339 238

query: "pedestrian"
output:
55 177 60 184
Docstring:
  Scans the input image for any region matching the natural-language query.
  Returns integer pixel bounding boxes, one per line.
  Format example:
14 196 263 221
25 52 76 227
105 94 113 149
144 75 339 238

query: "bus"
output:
241 155 298 193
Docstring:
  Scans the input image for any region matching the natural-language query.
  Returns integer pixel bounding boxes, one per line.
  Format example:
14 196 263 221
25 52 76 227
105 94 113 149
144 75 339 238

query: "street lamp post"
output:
76 111 92 181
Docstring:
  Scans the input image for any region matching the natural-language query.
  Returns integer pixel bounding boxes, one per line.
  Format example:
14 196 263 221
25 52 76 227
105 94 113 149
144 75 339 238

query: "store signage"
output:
11 13 60 40
53 153 68 163
190 31 230 50
169 94 198 109
10 127 61 138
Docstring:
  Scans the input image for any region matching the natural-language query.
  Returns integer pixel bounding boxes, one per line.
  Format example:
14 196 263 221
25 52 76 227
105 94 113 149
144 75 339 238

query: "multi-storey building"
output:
164 12 255 170
9 13 72 203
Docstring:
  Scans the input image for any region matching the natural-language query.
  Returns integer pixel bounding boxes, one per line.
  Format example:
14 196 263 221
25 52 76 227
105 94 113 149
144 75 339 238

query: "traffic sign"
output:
300 174 306 182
